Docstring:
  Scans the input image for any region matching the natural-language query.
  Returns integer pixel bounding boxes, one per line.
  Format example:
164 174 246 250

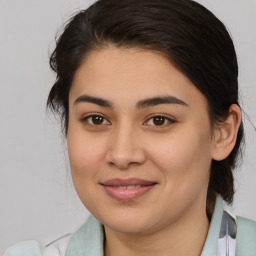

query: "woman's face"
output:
68 47 216 235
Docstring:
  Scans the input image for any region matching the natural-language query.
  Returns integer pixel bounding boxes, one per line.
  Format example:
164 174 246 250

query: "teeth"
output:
118 185 142 189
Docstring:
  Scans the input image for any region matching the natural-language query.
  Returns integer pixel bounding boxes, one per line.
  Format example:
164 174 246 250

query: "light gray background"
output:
0 0 255 253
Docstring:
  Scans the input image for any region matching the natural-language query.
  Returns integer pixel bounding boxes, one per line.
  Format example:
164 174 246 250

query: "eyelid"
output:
143 114 176 126
81 113 111 125
80 113 176 127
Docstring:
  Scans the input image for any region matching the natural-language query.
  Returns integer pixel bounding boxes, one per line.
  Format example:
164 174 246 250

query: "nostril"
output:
105 138 147 169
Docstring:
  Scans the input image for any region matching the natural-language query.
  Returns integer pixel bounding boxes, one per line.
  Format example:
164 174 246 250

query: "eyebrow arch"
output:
73 94 187 109
73 95 113 108
136 96 188 109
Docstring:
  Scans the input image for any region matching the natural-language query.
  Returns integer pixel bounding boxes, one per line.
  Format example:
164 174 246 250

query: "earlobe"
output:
212 104 242 161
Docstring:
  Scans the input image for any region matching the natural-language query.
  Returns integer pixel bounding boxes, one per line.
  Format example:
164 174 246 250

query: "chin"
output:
104 220 155 235
96 209 160 235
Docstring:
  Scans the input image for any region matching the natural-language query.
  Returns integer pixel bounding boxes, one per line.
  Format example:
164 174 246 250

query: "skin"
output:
67 47 241 256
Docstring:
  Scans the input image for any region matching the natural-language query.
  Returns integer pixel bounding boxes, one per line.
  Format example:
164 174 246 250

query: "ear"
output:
211 104 242 161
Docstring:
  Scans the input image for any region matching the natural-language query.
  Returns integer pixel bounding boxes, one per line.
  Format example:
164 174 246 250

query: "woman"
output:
4 0 256 255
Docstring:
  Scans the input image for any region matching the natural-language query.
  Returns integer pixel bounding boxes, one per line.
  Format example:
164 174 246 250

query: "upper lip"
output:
100 178 157 186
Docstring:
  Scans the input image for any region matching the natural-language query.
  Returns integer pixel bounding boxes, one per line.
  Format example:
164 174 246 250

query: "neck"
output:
104 198 210 256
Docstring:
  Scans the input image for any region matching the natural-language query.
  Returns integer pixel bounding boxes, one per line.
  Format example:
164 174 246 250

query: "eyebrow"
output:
73 94 188 108
74 95 113 108
136 96 187 109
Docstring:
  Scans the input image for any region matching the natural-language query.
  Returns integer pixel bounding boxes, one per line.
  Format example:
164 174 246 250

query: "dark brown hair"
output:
48 0 244 207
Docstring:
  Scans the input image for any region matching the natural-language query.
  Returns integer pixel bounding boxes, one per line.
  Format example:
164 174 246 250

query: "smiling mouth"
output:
100 178 157 201
111 185 145 189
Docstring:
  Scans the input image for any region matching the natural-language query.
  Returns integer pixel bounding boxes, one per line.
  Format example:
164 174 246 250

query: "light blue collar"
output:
201 195 224 256
65 195 224 256
65 214 104 256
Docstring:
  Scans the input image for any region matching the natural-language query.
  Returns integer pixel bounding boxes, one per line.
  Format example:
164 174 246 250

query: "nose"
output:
105 123 146 170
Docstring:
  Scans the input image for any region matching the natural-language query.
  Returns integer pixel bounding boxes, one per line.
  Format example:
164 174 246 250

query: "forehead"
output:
70 47 208 109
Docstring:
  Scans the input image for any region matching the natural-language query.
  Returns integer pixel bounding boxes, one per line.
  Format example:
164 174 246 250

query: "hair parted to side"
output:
47 0 244 209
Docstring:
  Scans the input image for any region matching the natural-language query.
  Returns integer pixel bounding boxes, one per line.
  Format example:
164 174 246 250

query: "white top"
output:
3 234 72 256
43 234 72 256
5 195 256 256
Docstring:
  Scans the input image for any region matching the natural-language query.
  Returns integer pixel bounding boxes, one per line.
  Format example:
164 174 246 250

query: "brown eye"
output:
91 116 104 125
152 116 166 126
83 115 110 126
144 115 175 127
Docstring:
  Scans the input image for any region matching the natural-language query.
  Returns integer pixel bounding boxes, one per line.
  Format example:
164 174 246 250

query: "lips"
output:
100 178 157 201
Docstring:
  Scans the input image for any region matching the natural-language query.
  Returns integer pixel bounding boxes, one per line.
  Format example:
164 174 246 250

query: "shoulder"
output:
236 216 256 255
3 215 100 256
3 234 72 256
3 241 42 256
44 234 72 256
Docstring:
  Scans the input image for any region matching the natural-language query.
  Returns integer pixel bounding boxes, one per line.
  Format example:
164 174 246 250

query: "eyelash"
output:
81 114 111 126
81 114 176 128
144 115 176 127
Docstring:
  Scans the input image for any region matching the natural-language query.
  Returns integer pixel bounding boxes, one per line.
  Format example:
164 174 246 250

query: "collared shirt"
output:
3 195 256 256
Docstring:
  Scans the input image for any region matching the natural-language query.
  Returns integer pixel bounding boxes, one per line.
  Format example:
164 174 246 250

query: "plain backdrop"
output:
0 0 255 253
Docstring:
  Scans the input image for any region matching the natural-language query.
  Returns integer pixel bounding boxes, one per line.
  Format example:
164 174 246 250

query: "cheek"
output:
67 132 108 203
147 127 212 185
67 131 105 207
67 131 105 174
